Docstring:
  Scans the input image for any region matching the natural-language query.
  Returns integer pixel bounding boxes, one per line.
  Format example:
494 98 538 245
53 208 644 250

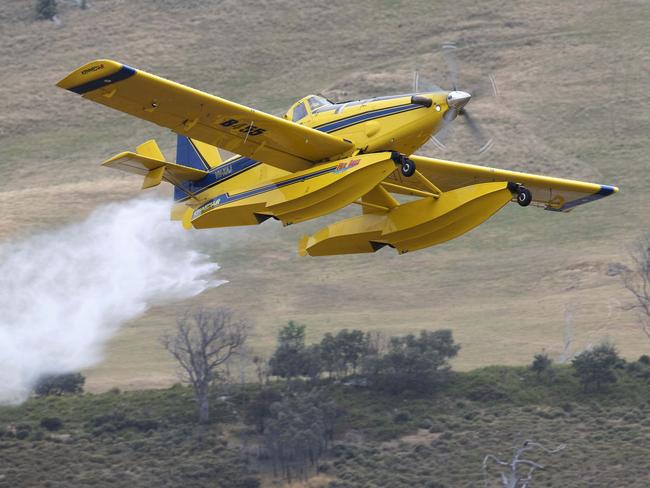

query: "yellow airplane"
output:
57 59 618 256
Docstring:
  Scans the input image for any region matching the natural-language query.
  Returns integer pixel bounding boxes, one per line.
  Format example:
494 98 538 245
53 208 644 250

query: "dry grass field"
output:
0 0 649 391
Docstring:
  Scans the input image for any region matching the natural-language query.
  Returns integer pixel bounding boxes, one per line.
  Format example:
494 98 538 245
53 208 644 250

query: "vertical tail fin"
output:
175 135 223 170
174 135 223 202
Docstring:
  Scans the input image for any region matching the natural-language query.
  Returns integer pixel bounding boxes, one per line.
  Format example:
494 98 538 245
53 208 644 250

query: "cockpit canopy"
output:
285 95 332 123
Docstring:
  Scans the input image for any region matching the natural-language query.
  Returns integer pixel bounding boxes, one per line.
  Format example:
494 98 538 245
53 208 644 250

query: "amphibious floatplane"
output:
57 59 617 256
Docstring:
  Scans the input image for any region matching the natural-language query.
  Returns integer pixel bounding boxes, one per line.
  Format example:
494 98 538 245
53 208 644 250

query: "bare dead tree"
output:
483 440 566 488
161 308 249 425
252 355 270 385
621 234 650 339
365 330 389 356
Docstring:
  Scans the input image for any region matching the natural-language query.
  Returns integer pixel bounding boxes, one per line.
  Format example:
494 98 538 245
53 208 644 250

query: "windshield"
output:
292 102 308 122
307 95 330 112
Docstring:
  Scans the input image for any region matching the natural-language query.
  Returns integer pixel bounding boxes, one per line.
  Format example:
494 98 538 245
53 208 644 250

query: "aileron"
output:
387 155 618 212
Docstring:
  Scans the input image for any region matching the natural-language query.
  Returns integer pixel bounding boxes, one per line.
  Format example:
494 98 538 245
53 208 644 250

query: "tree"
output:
319 332 342 378
530 353 555 382
362 329 460 394
262 390 339 483
34 373 85 396
318 329 368 379
269 321 320 380
161 308 249 424
244 388 282 434
571 342 621 392
621 233 650 339
483 440 566 488
35 0 57 20
336 329 369 376
304 344 323 380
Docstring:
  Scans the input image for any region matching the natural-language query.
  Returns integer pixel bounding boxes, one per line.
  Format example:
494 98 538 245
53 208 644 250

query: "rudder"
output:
176 135 223 170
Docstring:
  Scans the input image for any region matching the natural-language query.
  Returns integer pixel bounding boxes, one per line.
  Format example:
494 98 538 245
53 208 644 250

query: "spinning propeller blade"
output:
422 42 498 154
442 42 460 91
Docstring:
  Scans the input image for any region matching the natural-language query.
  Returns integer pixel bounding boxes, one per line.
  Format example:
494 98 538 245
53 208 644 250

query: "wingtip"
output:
56 59 134 94
102 151 133 166
600 185 619 195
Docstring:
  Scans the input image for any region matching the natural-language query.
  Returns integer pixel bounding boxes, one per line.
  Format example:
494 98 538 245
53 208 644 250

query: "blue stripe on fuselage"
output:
175 102 425 201
173 156 260 201
193 166 337 219
313 103 422 133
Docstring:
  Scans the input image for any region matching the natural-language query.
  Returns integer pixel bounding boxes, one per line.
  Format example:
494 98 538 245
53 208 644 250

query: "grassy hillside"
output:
0 0 649 390
0 365 648 487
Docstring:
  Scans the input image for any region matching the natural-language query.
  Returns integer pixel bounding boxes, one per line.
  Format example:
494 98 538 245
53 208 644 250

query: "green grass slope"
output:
0 366 648 487
0 0 649 390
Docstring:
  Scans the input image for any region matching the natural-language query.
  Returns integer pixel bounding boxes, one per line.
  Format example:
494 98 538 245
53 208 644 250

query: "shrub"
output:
236 478 261 488
40 417 63 431
35 0 57 20
15 424 32 440
362 330 460 395
15 430 30 440
466 384 509 402
31 431 45 441
318 462 333 473
628 356 650 383
463 411 477 421
393 411 411 423
35 373 85 396
561 402 575 413
88 412 159 435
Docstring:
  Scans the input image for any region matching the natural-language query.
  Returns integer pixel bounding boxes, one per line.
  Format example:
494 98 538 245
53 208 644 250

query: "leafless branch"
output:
160 307 250 424
621 234 650 339
483 440 566 488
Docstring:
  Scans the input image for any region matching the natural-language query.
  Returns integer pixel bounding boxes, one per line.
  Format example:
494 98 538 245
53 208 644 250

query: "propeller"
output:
418 41 498 154
413 68 441 93
442 41 460 91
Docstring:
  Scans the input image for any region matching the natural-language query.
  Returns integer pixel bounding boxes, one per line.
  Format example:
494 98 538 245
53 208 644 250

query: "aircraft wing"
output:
57 59 354 172
385 155 618 212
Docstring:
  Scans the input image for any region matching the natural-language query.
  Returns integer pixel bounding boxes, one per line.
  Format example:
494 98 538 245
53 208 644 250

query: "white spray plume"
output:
0 198 224 404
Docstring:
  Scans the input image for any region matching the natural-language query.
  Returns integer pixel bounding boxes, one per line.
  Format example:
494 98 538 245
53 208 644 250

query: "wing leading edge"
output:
57 59 354 172
386 155 618 212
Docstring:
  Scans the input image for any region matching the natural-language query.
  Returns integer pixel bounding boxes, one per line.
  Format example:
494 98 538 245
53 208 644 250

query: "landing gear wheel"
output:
400 158 416 177
516 187 533 207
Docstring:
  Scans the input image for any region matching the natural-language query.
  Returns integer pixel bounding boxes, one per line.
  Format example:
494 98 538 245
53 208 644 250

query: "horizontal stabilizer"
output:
103 139 208 192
